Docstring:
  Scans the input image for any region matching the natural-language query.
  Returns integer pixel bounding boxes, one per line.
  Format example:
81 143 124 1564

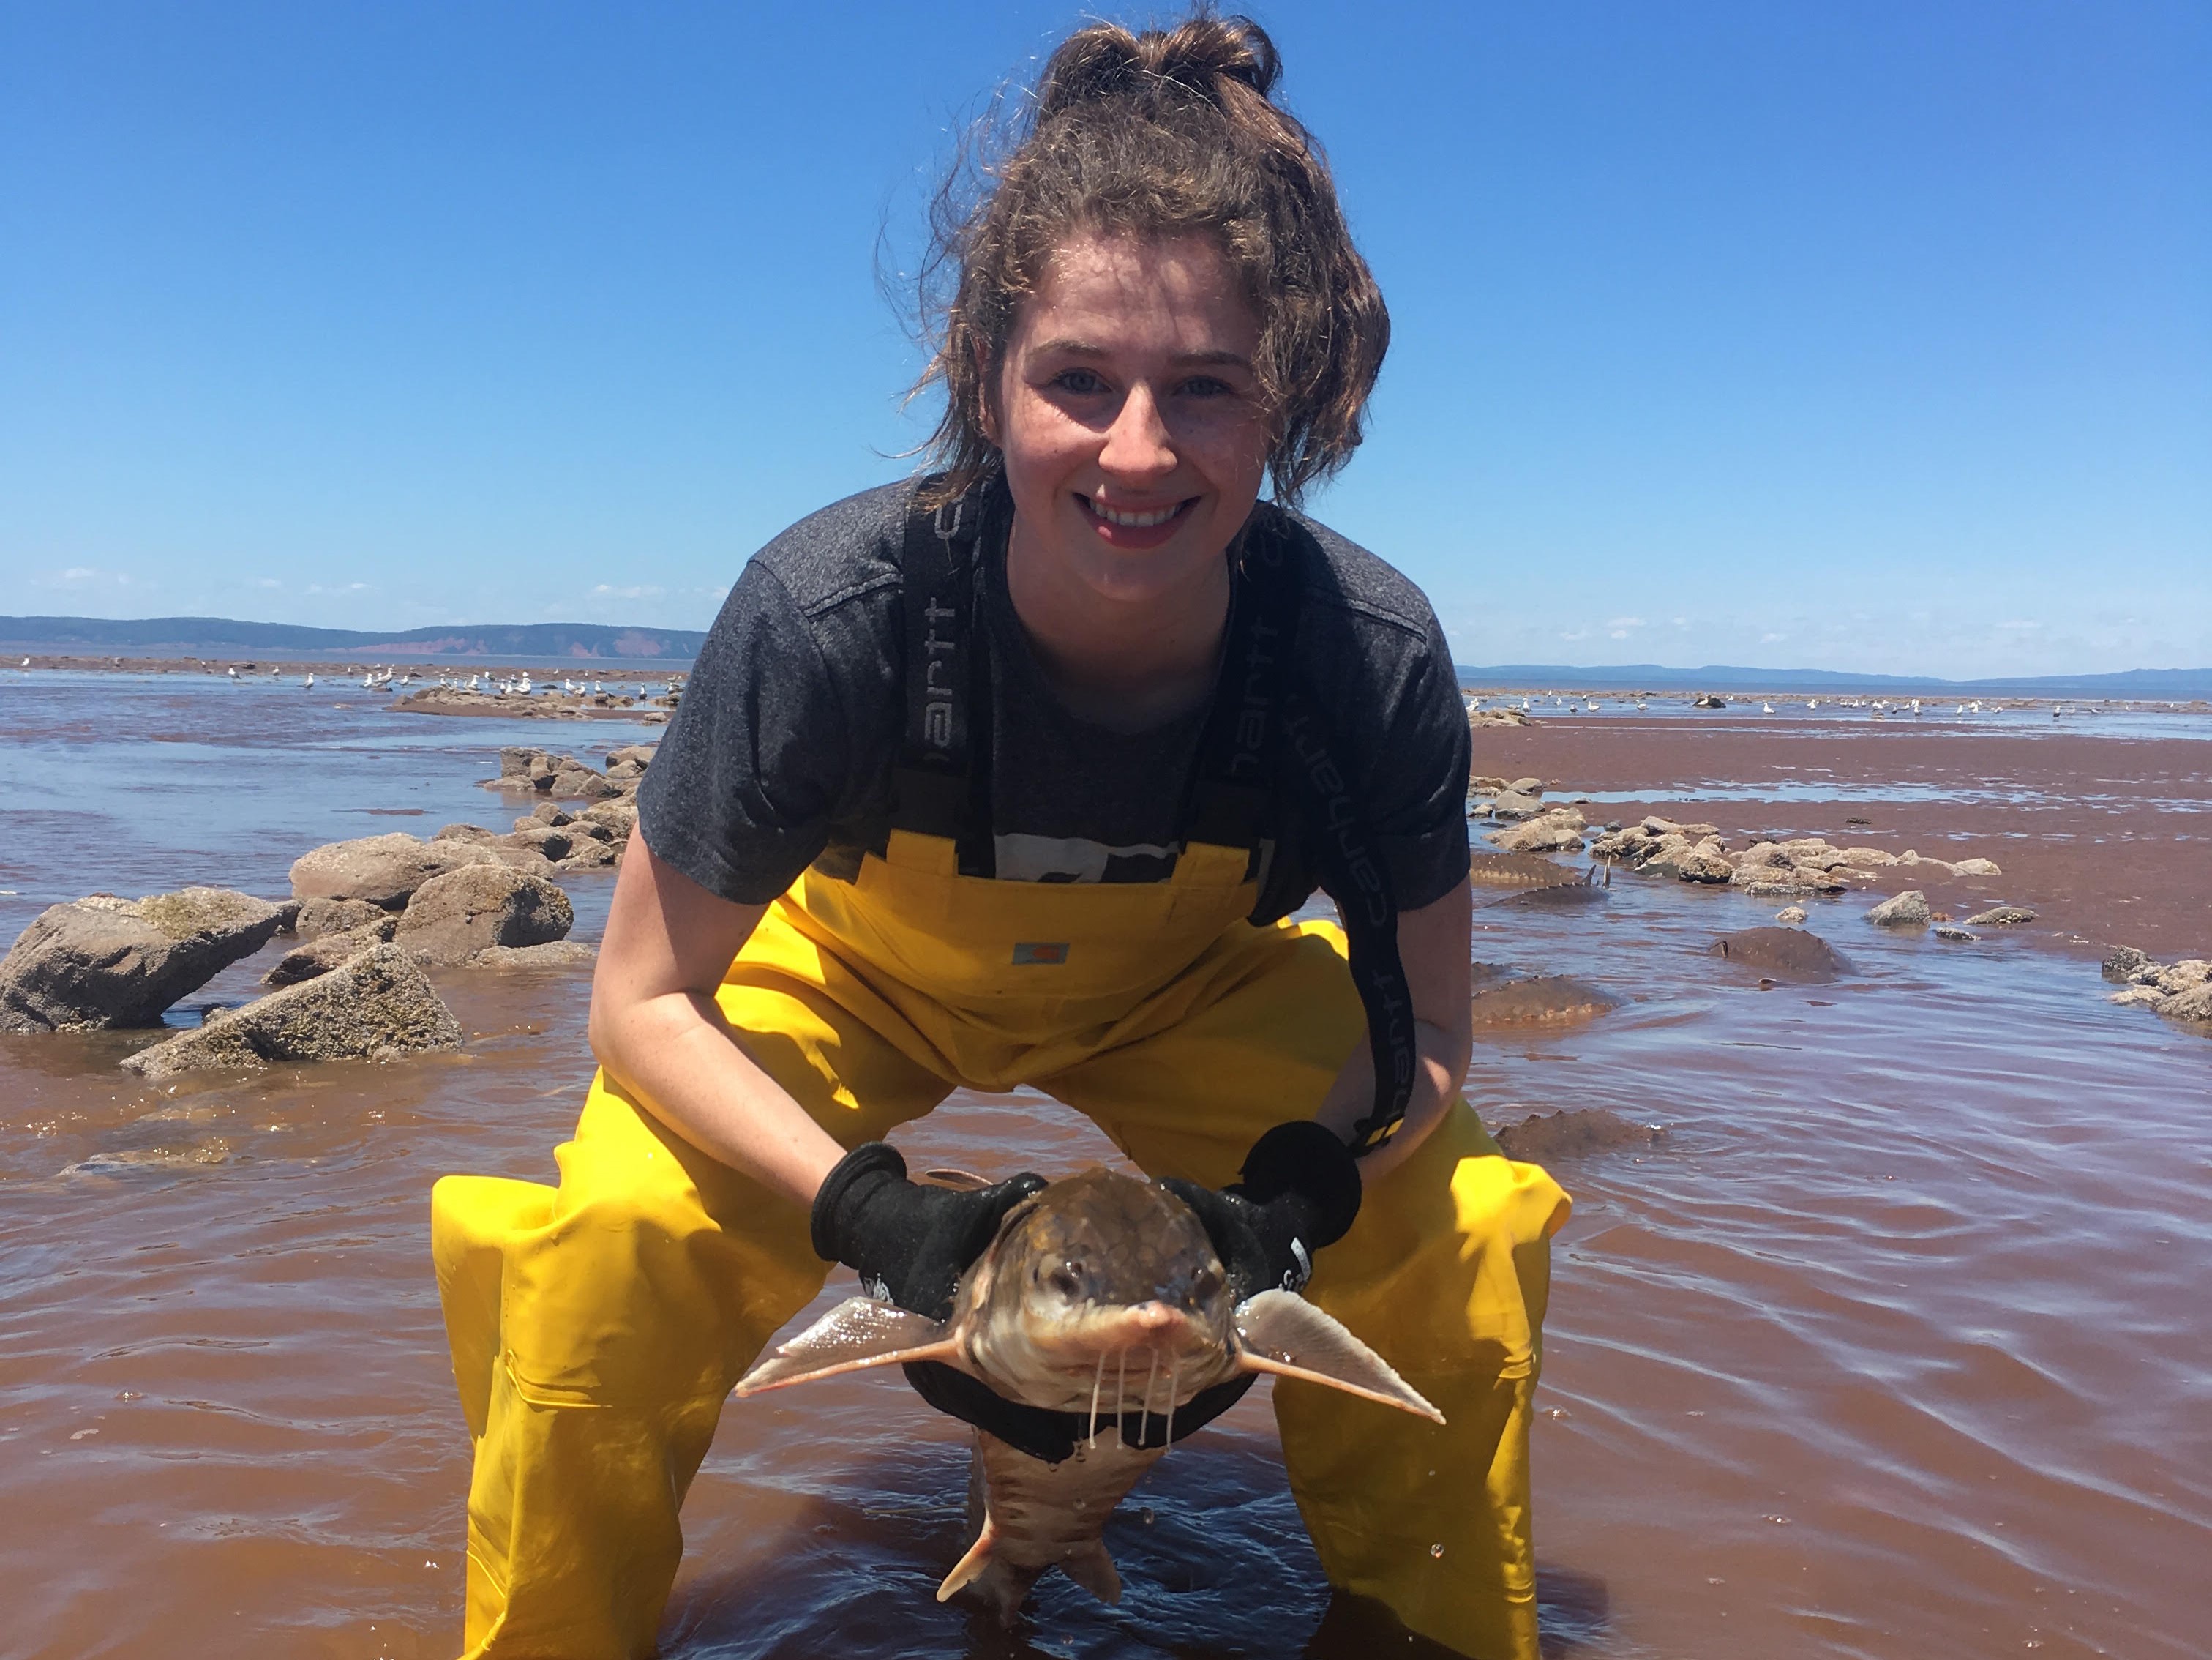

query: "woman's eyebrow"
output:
1029 337 1253 372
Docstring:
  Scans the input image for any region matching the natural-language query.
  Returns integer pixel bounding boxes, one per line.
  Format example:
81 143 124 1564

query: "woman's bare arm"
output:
1313 878 1475 1182
586 831 847 1208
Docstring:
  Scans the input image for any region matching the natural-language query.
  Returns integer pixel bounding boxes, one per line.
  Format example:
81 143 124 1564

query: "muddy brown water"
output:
4 674 2209 1659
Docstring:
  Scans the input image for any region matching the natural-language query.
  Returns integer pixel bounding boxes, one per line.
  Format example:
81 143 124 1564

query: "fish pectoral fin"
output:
1059 1539 1122 1604
732 1297 958 1397
937 1511 1000 1603
1233 1289 1447 1424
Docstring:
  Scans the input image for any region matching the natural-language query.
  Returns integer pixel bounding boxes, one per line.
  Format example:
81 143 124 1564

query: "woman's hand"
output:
588 831 849 1208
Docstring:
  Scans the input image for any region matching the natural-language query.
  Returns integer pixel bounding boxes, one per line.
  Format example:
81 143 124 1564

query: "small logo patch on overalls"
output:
1011 941 1070 966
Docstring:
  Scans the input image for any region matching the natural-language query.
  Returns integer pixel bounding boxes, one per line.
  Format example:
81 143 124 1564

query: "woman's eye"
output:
1180 376 1232 398
1052 369 1107 395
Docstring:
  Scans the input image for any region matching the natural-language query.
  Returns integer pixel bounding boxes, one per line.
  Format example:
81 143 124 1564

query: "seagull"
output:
1586 700 1599 712
1763 701 1774 714
1808 699 1819 709
228 667 238 678
304 673 315 689
1635 698 1646 711
19 657 28 668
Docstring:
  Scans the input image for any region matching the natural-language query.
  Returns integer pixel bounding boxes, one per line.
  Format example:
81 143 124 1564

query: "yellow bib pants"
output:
432 834 1570 1659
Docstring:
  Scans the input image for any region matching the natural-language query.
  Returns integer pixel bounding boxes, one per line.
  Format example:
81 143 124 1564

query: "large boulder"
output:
0 887 285 1033
121 943 462 1079
1867 889 1931 928
396 866 574 966
290 832 498 910
261 917 396 987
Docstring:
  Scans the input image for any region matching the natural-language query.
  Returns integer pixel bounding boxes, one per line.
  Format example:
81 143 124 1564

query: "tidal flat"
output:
1 669 2207 1659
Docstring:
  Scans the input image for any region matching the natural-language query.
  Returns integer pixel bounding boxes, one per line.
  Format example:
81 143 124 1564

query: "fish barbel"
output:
734 1167 1442 1623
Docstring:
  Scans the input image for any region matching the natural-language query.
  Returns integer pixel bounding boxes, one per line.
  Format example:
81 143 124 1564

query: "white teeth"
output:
1091 500 1181 528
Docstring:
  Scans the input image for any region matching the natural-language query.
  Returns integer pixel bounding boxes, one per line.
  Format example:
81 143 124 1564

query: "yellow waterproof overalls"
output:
430 490 1571 1659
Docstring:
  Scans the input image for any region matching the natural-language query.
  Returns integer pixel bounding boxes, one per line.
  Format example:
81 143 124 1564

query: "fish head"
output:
964 1169 1237 1412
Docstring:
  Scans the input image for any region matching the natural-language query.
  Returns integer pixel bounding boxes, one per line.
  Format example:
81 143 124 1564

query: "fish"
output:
1466 850 1589 888
1467 974 1619 1028
732 1167 1441 1623
1710 926 1852 984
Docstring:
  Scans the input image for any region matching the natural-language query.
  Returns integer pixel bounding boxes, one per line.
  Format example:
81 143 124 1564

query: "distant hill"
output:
1454 662 2212 697
0 615 706 662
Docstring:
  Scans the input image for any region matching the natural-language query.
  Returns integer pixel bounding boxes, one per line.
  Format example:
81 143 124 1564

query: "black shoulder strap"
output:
1281 684 1420 1155
891 477 993 870
1195 518 1420 1158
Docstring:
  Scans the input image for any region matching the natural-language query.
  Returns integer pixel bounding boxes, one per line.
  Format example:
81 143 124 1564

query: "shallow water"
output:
2 676 2208 1659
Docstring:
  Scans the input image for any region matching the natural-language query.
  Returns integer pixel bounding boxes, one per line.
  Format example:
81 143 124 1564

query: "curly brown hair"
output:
914 10 1389 509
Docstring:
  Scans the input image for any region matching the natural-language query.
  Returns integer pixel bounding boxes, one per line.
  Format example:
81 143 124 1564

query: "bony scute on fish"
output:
732 1167 1441 1623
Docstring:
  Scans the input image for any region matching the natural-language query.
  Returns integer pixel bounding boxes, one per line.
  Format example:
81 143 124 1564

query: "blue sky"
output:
3 1 2205 676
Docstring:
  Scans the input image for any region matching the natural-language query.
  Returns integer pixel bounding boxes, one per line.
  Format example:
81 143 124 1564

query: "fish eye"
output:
1046 1262 1083 1298
1189 1265 1223 1303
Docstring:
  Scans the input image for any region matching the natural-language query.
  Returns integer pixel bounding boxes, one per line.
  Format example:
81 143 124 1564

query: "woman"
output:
432 15 1569 1659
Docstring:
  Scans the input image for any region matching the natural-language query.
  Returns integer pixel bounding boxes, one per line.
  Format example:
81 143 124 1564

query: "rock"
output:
1488 812 1586 854
1949 858 2002 878
261 917 396 987
1933 925 1978 942
1469 776 1510 796
121 943 462 1078
432 823 498 844
1493 1107 1662 1162
556 839 621 872
396 866 574 967
2108 986 2170 1009
468 940 599 971
1866 890 1931 928
1467 976 1619 1028
503 824 575 861
577 800 637 841
1775 905 1808 924
1832 847 1898 870
523 803 574 829
290 832 499 909
2101 946 2155 983
1712 927 1851 982
498 747 542 779
2156 959 2212 993
1488 790 1546 821
2162 984 2212 1024
1966 906 2036 927
272 900 302 935
1692 694 1726 709
1508 777 1543 796
1734 842 1791 870
1651 841 1734 884
1466 852 1586 889
606 743 658 771
550 764 619 801
0 888 286 1033
476 842 560 879
293 895 392 941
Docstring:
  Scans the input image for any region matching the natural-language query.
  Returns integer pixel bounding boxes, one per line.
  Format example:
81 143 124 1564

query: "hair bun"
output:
1035 12 1281 121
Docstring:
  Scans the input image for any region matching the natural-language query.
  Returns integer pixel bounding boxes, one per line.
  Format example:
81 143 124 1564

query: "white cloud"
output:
305 582 372 595
1558 629 1591 642
31 565 138 590
591 583 667 600
1605 616 1646 632
1760 632 1788 643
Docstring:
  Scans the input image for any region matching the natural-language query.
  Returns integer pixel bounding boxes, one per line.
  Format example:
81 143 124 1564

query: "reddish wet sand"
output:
1469 719 2212 961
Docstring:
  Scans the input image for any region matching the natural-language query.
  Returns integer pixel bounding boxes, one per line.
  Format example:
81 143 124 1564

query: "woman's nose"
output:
1098 384 1176 482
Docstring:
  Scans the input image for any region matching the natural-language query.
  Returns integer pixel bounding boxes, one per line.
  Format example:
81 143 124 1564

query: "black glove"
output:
1161 1120 1362 1303
809 1142 1046 1320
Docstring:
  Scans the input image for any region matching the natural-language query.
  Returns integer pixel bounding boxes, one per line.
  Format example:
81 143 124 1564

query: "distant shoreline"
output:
7 653 691 685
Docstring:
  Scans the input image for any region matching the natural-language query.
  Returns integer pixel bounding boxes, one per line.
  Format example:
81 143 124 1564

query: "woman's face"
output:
989 231 1270 612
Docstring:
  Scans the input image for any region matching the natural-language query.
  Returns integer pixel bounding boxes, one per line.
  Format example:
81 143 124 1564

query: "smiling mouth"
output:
1080 496 1196 530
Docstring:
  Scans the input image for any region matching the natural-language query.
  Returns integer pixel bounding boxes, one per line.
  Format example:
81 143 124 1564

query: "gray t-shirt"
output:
639 479 1471 923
